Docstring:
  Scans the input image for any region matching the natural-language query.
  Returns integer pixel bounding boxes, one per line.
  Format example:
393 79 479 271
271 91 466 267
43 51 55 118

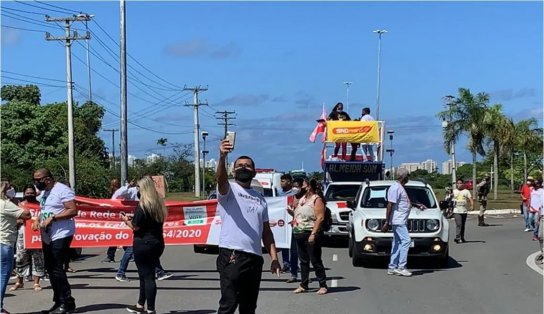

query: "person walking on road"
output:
277 174 299 281
215 139 281 314
529 179 543 241
32 168 78 314
292 178 328 295
1 180 32 314
452 179 473 244
381 169 415 277
520 176 535 232
123 177 167 314
476 174 491 226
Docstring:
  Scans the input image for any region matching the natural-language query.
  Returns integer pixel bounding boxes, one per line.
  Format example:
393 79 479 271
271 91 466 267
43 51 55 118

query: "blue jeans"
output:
523 204 531 228
116 246 134 276
1 244 14 311
362 144 374 159
528 212 537 230
388 225 410 270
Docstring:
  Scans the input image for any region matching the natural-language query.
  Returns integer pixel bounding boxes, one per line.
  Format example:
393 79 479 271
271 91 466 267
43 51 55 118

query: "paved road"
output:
5 215 542 314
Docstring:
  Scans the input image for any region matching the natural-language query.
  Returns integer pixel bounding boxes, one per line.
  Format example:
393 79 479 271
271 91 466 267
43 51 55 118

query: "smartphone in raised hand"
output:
226 131 236 152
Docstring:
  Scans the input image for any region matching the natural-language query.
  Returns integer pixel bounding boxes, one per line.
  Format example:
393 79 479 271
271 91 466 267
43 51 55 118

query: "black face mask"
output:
24 195 37 202
296 188 307 197
35 181 47 191
234 168 253 183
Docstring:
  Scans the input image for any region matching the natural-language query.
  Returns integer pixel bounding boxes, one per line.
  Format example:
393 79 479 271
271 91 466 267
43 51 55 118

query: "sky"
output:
1 1 543 173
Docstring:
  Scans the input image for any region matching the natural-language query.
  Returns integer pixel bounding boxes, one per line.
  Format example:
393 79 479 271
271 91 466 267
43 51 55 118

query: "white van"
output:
254 169 284 197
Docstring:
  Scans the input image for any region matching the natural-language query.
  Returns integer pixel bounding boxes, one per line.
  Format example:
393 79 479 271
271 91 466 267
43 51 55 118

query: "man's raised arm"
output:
216 139 233 195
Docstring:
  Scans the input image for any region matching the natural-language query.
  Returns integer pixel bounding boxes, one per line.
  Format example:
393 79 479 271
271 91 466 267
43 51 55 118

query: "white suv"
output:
347 180 449 267
324 181 362 239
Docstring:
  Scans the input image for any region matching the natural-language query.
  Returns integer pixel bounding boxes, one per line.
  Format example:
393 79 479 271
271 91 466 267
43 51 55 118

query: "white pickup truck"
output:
347 180 449 267
323 181 362 239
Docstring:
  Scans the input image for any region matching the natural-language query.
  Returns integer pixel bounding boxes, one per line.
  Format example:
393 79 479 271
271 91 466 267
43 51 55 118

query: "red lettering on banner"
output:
332 126 373 134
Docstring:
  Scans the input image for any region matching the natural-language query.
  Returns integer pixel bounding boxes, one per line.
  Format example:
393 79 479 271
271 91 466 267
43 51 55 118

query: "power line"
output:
34 0 81 14
14 0 77 15
2 70 66 83
0 76 66 88
1 24 44 33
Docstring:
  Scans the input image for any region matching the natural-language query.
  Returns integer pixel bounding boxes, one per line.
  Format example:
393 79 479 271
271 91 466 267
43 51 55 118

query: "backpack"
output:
321 206 333 232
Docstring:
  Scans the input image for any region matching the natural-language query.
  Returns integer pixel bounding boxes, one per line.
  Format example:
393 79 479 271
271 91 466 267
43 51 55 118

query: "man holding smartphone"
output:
215 138 281 314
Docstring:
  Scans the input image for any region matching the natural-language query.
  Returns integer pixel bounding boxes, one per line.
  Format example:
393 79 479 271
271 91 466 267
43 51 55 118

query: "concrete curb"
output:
467 209 520 215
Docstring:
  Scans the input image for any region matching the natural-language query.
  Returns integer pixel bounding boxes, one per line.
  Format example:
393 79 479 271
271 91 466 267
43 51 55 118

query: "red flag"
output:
309 105 327 143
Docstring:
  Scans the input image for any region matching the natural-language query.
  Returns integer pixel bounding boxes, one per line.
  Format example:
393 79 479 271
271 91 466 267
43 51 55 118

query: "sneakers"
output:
115 274 130 282
102 257 115 263
156 272 173 280
393 269 412 277
387 269 396 275
524 228 531 232
126 305 145 313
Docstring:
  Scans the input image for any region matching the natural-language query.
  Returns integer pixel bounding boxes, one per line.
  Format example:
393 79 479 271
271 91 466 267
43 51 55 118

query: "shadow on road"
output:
166 310 216 314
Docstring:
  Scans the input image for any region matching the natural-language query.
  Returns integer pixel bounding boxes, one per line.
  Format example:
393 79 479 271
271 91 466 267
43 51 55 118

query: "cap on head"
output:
527 176 535 181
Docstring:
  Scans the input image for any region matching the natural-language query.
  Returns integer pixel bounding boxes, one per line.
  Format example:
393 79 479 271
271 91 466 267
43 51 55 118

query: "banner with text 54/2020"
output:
23 196 292 249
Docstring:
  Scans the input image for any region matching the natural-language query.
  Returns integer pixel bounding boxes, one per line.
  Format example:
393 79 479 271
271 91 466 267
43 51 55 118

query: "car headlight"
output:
426 219 439 231
367 219 380 231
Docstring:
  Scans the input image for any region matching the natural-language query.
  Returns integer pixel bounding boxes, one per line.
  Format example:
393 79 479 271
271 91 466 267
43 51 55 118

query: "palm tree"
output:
515 118 542 180
438 88 489 197
482 105 514 199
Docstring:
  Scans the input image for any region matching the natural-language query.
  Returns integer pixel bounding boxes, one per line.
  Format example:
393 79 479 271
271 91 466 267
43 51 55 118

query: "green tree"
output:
438 88 489 197
482 104 514 199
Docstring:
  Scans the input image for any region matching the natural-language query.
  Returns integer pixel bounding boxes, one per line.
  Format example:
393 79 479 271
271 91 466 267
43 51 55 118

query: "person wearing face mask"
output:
10 185 45 293
277 174 296 277
520 176 535 232
1 180 32 314
285 178 305 284
215 139 281 314
32 168 78 314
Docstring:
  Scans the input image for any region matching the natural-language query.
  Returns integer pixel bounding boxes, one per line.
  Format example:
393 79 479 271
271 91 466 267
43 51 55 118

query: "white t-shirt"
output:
529 188 544 214
111 185 139 201
217 182 269 256
39 182 76 243
453 189 472 214
360 115 375 121
387 182 411 225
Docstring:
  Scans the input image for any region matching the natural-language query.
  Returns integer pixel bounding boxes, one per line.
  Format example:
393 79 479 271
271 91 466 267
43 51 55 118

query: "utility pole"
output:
202 131 209 196
120 0 128 185
79 13 95 103
45 14 91 192
184 85 208 198
215 110 236 138
104 129 119 170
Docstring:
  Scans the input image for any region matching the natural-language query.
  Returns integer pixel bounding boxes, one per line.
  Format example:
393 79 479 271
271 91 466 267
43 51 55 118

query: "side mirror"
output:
439 200 449 210
347 200 355 210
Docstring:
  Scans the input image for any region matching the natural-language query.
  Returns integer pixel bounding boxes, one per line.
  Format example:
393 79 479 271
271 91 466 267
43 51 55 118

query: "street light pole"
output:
373 29 387 121
386 130 395 178
201 131 208 197
442 95 457 186
343 81 352 113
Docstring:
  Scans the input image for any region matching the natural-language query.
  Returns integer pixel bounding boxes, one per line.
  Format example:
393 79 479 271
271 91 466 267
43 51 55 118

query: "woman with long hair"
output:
292 179 328 295
1 180 31 314
328 102 357 160
10 185 45 293
123 177 167 314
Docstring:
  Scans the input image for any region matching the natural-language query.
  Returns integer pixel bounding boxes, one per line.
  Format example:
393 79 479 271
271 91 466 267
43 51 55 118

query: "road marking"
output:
526 251 543 276
331 279 338 288
332 254 338 262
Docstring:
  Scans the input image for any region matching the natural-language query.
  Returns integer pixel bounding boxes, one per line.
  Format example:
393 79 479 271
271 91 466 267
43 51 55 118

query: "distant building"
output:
442 160 467 175
146 153 161 164
399 163 420 173
128 155 136 167
420 159 437 173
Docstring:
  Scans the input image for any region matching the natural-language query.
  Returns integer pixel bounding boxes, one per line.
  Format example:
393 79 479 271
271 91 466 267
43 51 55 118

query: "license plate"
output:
410 240 415 248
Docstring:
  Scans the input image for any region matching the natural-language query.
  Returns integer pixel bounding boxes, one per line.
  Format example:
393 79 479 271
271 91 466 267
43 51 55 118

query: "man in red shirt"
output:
520 176 535 232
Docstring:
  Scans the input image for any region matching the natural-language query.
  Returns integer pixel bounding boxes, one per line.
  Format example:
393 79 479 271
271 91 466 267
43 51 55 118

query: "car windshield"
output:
360 185 437 209
325 184 361 202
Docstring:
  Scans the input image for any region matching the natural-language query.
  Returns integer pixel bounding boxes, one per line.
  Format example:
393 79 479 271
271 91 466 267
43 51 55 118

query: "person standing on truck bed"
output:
358 107 375 162
381 168 414 277
328 102 358 161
